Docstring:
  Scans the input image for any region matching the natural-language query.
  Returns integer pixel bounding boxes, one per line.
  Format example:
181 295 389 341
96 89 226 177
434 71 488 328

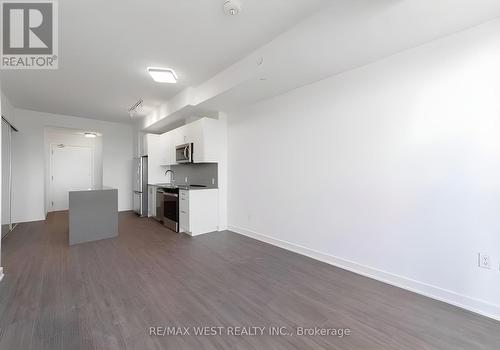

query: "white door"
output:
50 145 92 211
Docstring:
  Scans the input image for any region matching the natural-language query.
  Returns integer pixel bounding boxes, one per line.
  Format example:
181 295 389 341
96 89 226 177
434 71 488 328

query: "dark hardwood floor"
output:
0 211 498 350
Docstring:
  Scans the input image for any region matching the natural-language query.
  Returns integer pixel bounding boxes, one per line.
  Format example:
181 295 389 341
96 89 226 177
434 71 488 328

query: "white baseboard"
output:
0 267 3 282
228 225 500 322
15 216 46 224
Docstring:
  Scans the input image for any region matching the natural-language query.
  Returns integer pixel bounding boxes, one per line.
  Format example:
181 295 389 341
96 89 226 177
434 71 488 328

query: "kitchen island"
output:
68 186 118 246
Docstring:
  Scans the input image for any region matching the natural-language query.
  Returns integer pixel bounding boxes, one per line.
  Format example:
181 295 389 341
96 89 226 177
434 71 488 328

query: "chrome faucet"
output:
164 169 175 183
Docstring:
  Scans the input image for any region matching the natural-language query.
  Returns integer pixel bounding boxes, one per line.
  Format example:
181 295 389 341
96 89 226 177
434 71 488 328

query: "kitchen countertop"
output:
69 186 117 192
149 183 218 191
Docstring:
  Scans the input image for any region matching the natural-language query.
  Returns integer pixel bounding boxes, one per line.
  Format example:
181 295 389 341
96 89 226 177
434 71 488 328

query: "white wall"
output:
12 109 134 222
0 91 3 277
227 19 500 319
1 91 16 127
217 113 228 230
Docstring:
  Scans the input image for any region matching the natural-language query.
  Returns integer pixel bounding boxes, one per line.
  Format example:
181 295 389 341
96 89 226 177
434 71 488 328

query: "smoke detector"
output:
223 0 242 16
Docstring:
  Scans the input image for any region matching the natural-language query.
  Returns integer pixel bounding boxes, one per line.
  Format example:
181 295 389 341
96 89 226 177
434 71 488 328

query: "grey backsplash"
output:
170 163 218 187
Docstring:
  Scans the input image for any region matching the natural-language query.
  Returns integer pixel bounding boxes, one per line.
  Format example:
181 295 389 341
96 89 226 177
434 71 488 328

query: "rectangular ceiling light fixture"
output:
147 67 178 83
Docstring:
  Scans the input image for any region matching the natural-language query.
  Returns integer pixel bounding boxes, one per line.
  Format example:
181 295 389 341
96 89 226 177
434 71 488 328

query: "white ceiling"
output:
3 0 500 126
141 0 500 132
199 0 500 111
0 0 328 123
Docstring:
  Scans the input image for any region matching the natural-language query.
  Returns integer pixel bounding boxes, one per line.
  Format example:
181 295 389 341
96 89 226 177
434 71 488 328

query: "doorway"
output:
49 144 92 211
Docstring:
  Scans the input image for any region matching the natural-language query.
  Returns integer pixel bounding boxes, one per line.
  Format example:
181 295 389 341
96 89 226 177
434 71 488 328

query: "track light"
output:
129 99 144 118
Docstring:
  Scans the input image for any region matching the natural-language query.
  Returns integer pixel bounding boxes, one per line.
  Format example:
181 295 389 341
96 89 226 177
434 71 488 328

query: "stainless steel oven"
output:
162 188 179 232
176 143 193 163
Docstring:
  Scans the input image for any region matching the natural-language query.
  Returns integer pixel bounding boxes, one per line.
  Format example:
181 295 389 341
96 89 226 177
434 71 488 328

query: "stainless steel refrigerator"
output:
133 156 148 217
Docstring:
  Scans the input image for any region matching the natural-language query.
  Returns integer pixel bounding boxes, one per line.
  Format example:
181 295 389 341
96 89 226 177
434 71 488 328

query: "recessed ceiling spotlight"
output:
84 132 97 138
223 0 242 16
147 67 178 83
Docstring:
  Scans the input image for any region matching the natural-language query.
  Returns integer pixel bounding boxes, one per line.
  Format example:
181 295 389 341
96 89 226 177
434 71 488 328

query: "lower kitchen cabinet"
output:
148 185 157 217
179 189 219 236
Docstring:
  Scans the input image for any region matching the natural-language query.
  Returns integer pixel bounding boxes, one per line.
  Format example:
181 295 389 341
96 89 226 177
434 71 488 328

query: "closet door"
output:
1 118 12 238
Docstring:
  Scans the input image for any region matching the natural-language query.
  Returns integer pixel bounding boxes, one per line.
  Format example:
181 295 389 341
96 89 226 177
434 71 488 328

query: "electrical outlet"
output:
212 178 215 185
184 176 188 183
478 253 491 269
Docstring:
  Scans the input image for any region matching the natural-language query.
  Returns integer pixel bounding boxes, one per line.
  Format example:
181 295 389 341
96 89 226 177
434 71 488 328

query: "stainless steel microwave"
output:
176 143 193 163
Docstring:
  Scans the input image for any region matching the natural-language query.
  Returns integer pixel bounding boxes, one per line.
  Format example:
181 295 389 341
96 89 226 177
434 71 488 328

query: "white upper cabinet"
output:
144 134 159 158
145 118 221 166
171 127 184 151
185 118 220 163
139 133 147 157
159 132 174 166
144 134 164 184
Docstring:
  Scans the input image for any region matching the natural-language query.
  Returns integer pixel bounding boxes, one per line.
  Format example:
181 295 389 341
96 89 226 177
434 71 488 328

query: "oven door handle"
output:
164 193 179 198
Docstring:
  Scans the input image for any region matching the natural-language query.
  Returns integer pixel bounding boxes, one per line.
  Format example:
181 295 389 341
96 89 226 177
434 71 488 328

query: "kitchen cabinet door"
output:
183 189 218 236
139 133 147 156
179 190 189 233
159 132 172 165
165 129 177 165
148 185 157 217
145 134 159 158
